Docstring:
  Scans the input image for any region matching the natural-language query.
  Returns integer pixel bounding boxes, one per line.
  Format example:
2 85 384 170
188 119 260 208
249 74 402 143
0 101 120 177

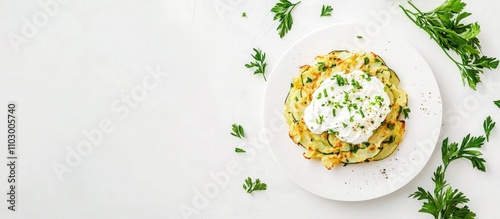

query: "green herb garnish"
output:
320 5 333 17
359 109 365 118
494 100 500 108
235 148 246 153
245 48 268 81
362 71 372 81
333 102 343 109
483 116 495 142
317 62 327 72
350 144 359 153
410 130 490 218
316 115 324 124
351 79 362 89
387 122 394 130
364 57 369 65
230 124 245 139
242 12 247 17
403 107 411 119
374 96 384 106
343 91 349 102
400 0 499 90
361 142 369 149
271 0 301 38
327 129 339 135
243 177 267 193
333 74 347 86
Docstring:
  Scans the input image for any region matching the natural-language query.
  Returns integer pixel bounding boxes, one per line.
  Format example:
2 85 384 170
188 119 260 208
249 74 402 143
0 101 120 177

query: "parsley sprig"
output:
410 117 494 218
320 5 333 17
483 116 495 142
271 0 301 38
243 177 267 193
245 48 268 81
441 134 486 171
230 124 245 139
401 0 499 90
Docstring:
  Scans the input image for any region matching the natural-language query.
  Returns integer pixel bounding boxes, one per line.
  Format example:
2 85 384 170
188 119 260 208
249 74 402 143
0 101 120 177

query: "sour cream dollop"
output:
303 70 391 144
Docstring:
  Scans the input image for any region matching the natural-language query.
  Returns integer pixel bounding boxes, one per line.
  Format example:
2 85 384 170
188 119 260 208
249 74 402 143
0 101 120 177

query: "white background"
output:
0 0 499 218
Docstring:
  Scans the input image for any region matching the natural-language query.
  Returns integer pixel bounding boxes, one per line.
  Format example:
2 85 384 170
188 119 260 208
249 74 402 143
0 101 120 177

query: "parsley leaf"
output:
245 48 268 81
242 177 267 193
494 100 500 108
320 5 333 17
400 0 499 90
441 134 486 171
483 116 495 142
271 0 301 38
403 107 411 119
242 12 247 17
230 124 245 139
235 148 246 153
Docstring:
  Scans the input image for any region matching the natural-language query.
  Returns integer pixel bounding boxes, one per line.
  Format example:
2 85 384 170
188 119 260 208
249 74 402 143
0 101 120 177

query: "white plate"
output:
263 23 442 201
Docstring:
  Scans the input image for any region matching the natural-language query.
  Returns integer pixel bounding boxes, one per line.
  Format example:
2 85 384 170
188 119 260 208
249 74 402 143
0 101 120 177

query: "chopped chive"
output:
359 109 365 118
351 78 362 89
363 72 372 81
316 115 324 124
361 142 369 149
351 145 359 153
317 62 327 72
333 74 346 86
375 95 384 107
387 122 395 130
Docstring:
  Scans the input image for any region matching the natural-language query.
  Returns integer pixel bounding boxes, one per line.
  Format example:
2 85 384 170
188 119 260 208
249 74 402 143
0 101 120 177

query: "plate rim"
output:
262 22 443 201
